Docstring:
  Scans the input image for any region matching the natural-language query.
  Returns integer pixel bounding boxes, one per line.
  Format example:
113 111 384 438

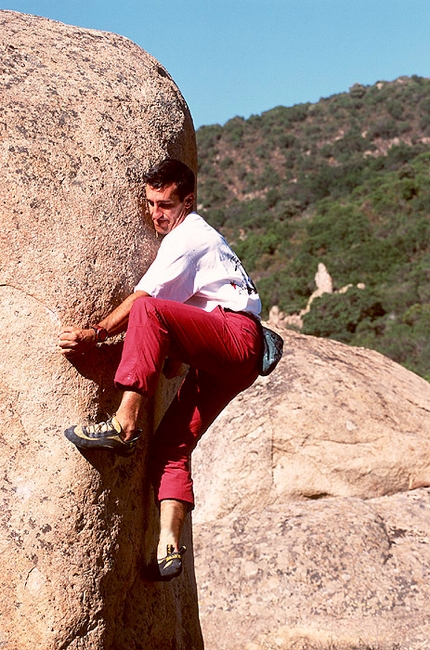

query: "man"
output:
59 158 262 580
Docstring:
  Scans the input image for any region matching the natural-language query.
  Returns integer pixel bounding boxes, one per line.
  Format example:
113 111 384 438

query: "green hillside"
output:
196 76 430 381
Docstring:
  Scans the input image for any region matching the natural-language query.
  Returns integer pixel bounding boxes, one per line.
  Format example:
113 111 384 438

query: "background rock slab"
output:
192 330 430 649
1 10 201 650
193 330 430 523
194 489 430 650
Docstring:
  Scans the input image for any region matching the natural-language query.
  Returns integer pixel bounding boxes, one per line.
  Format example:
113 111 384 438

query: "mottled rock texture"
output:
0 10 201 650
195 489 430 650
192 330 430 650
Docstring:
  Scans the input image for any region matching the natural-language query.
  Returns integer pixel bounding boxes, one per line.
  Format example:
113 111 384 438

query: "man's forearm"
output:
97 290 148 336
58 290 149 355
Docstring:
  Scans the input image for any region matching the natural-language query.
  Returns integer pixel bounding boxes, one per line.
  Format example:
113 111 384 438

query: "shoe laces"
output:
86 417 121 435
165 545 186 558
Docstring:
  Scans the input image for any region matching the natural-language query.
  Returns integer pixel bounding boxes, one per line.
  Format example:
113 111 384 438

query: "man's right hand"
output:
58 326 97 357
58 291 148 357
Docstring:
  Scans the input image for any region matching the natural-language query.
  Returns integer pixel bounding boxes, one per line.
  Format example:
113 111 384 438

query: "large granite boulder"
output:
192 330 430 649
0 10 201 650
193 330 430 521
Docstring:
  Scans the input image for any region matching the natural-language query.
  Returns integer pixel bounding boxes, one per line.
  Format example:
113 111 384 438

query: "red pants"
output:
114 297 262 508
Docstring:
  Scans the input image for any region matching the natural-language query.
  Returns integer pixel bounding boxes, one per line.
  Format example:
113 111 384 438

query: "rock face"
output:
0 11 201 650
192 330 430 649
195 489 430 650
193 330 430 519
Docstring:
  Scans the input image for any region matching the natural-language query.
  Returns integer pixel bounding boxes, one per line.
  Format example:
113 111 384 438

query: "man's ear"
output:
185 193 194 208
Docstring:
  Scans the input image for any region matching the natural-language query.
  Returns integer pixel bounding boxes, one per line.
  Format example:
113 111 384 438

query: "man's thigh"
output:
145 299 261 376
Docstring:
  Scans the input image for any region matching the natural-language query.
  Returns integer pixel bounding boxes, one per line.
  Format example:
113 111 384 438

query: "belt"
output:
224 308 260 323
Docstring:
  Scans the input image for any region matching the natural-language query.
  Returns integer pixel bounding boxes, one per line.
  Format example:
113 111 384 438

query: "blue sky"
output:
3 1 430 129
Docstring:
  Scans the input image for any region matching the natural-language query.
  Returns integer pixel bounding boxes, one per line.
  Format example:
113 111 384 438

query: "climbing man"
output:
59 158 263 580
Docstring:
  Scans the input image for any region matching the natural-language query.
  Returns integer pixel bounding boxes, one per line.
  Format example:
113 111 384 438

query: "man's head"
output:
144 158 195 201
144 159 195 235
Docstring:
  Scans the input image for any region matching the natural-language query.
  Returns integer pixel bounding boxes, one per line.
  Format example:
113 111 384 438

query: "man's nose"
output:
151 204 163 219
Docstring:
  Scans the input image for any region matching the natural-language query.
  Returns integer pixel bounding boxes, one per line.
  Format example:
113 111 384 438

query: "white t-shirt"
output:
135 212 261 316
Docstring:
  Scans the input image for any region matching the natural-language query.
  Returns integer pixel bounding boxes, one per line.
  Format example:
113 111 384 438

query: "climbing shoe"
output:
64 415 141 457
156 545 187 581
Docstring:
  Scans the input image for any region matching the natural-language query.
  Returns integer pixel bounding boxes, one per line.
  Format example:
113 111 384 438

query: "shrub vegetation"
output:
196 76 430 381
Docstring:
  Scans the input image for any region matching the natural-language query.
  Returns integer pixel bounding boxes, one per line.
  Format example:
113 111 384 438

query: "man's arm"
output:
58 290 149 356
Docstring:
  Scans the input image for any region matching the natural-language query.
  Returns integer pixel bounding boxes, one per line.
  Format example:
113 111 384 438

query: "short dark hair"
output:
144 158 195 201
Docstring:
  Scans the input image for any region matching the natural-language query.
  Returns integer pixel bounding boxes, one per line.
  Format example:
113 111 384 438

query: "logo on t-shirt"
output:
224 251 258 296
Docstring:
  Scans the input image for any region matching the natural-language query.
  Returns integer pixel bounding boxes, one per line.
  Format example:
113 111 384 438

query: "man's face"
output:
145 183 194 236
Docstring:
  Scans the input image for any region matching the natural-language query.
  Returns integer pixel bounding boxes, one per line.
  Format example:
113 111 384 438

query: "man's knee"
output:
132 294 154 311
130 295 159 323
